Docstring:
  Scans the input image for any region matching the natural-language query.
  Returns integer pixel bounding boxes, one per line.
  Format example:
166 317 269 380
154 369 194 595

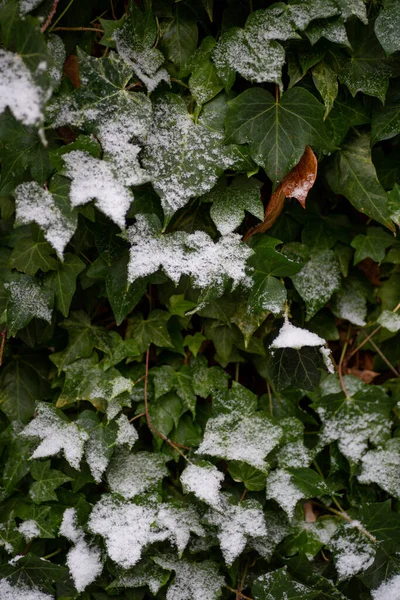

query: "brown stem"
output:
110 0 117 20
143 348 192 458
338 334 350 399
312 501 377 543
0 328 6 367
236 560 250 600
52 26 103 32
226 586 253 600
369 338 400 377
129 412 146 423
40 0 59 33
348 302 400 359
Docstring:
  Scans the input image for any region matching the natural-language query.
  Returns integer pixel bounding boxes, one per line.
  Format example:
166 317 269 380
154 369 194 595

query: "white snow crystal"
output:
60 508 102 592
128 215 252 295
21 403 89 469
330 522 375 580
358 440 400 499
115 414 138 448
5 278 52 324
153 555 225 600
180 463 224 508
107 450 169 499
270 317 325 350
63 151 133 229
207 498 268 565
377 310 400 332
266 469 304 518
19 0 43 14
15 182 76 258
372 574 400 600
17 520 40 541
0 49 46 125
0 579 53 600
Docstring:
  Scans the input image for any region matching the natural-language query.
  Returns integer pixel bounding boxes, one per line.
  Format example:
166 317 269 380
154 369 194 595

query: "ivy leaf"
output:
4 275 53 337
225 86 333 183
325 133 395 231
247 236 304 315
29 460 73 505
142 94 233 222
375 0 400 56
104 253 147 326
358 438 400 499
189 39 223 107
312 385 395 466
291 249 341 319
0 112 54 195
47 254 85 318
268 346 326 392
9 231 58 276
331 277 368 327
305 17 349 47
252 567 319 600
77 410 120 483
228 461 266 491
127 310 174 353
0 553 68 593
160 3 198 76
351 227 394 264
312 61 338 118
336 21 396 103
107 559 170 595
152 555 225 600
371 83 400 145
202 175 263 235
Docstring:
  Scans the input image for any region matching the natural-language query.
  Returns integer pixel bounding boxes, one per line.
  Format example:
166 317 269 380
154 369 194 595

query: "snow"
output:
4 278 52 324
0 579 53 600
206 498 268 565
88 496 202 568
19 0 43 14
377 309 400 332
331 279 367 326
0 49 45 125
372 574 400 600
60 508 102 592
180 463 224 508
15 182 76 258
197 412 282 470
358 440 400 499
17 520 40 541
128 214 252 294
265 469 304 519
142 96 233 218
21 402 89 469
270 317 325 350
153 555 225 600
115 414 138 447
107 450 169 499
63 151 133 229
278 440 314 469
330 522 375 580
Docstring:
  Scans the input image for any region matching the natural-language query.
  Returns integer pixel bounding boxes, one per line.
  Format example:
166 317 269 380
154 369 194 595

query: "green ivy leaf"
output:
10 232 58 276
351 227 394 264
225 86 333 183
0 553 68 593
29 460 73 504
312 61 338 118
375 0 400 56
325 134 395 232
371 82 400 145
160 3 198 76
252 567 319 600
268 346 326 391
127 310 174 353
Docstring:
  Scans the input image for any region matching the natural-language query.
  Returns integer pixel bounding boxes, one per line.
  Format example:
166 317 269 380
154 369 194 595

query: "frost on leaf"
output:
331 278 368 327
358 438 400 500
153 554 225 600
63 151 134 229
107 450 169 499
17 520 40 541
0 579 53 600
115 414 138 447
20 403 89 470
15 182 77 259
141 95 233 221
206 497 268 565
197 410 282 470
212 5 299 89
377 309 400 332
88 496 203 568
0 49 47 126
4 276 53 336
313 386 394 465
291 249 341 319
180 462 224 508
60 508 102 592
329 522 375 580
265 469 305 519
127 214 252 300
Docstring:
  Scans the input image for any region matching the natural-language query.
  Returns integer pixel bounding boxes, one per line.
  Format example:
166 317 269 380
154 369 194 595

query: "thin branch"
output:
48 0 75 32
129 412 146 423
338 331 350 398
40 0 59 33
0 328 6 367
143 348 192 460
110 0 117 20
312 501 377 543
52 26 103 32
348 301 400 359
369 338 400 377
226 586 253 600
236 560 250 600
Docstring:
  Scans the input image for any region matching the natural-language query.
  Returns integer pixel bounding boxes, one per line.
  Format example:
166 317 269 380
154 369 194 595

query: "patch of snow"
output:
107 450 169 499
377 309 400 332
153 555 225 600
17 520 40 541
270 317 325 349
180 463 224 508
372 574 400 600
5 277 52 324
330 522 375 580
266 469 304 518
115 414 138 448
0 579 53 600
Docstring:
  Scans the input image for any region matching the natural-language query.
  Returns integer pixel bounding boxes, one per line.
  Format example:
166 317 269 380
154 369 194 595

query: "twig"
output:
0 329 6 367
53 26 103 32
348 301 400 359
110 0 117 20
267 382 273 416
338 329 350 398
143 348 192 460
312 501 377 543
236 560 250 600
226 586 253 600
48 0 75 33
369 338 400 377
129 412 146 423
239 489 247 503
40 0 59 33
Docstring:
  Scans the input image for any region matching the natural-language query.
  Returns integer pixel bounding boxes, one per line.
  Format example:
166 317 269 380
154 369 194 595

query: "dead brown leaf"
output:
346 368 380 384
63 55 81 89
243 146 317 242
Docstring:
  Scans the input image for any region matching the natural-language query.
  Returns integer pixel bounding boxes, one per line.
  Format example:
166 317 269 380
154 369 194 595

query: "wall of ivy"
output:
0 0 400 599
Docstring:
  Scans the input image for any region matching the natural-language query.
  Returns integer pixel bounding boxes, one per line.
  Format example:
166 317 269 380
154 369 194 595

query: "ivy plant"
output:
0 0 400 599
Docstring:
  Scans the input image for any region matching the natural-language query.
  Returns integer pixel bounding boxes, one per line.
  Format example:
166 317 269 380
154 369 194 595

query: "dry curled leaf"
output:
244 146 317 242
63 55 81 88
